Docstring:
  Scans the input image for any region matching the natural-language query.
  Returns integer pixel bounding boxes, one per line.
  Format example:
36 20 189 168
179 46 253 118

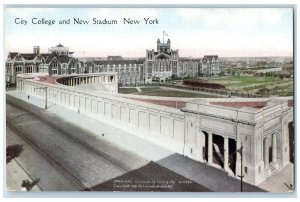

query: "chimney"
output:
33 46 40 54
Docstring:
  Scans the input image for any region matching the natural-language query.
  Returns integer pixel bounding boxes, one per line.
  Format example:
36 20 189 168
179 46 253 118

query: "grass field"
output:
119 87 220 98
118 88 138 94
208 76 293 96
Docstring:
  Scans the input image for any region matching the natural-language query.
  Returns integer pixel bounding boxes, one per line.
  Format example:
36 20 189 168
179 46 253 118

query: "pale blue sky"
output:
4 7 293 57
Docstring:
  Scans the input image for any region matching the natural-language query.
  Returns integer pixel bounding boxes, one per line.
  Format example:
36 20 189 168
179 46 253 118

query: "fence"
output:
120 82 262 98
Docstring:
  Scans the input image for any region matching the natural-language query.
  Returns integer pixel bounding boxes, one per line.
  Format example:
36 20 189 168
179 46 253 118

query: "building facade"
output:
144 38 180 79
6 39 224 85
200 55 223 76
6 44 82 84
144 38 223 79
85 59 145 86
182 99 293 185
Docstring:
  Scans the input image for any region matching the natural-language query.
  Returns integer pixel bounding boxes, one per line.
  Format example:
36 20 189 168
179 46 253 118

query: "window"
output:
16 66 22 73
52 69 58 74
26 66 33 73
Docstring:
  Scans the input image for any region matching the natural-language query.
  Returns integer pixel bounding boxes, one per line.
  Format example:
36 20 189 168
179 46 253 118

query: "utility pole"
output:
34 87 48 109
237 142 244 192
229 142 244 192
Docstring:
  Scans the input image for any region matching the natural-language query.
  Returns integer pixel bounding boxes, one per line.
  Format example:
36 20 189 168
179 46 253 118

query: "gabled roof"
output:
8 53 38 60
154 51 171 56
56 56 72 63
45 55 73 64
20 53 38 60
45 56 55 63
203 55 218 62
41 53 53 58
154 52 171 59
8 52 18 59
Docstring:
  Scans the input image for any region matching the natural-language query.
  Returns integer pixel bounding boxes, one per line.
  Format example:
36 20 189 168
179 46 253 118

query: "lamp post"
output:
34 86 48 109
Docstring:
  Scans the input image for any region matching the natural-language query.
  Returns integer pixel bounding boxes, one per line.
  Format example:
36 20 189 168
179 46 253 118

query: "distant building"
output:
85 58 144 85
107 56 123 61
6 44 82 83
144 38 223 79
144 38 179 79
6 38 224 85
200 55 223 76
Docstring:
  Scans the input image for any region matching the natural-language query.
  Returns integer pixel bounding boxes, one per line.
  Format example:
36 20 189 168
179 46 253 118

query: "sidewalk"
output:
6 158 41 192
258 163 294 192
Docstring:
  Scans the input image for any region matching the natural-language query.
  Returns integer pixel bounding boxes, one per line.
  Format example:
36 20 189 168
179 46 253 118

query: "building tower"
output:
157 38 171 53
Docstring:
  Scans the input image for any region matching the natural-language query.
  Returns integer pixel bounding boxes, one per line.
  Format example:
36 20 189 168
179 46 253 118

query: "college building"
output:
6 38 224 85
6 44 83 84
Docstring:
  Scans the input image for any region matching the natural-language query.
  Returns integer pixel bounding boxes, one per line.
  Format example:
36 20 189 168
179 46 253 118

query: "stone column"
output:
224 136 229 171
264 137 269 169
208 132 213 165
272 133 277 163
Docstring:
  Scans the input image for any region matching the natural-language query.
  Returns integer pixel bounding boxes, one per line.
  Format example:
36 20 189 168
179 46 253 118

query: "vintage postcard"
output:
4 6 294 194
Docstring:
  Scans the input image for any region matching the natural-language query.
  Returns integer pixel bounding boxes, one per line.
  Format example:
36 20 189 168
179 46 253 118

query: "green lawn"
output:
118 88 138 94
119 87 220 98
208 76 293 96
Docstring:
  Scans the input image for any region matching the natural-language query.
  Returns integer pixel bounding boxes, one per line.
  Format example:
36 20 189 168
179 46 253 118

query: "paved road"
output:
6 100 210 192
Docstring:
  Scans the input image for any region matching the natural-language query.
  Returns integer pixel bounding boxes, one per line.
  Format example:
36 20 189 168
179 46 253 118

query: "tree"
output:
6 144 23 163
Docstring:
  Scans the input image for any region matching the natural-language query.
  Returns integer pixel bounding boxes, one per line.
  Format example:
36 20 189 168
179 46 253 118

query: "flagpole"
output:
163 31 164 44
